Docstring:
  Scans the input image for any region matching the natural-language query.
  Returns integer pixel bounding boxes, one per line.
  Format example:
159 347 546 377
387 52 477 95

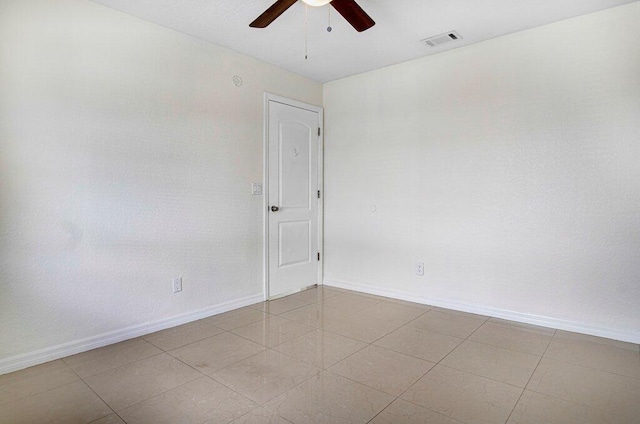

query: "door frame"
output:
262 93 324 301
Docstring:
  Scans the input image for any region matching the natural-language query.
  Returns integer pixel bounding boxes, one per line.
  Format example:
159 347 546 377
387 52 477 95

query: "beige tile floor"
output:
2 286 639 424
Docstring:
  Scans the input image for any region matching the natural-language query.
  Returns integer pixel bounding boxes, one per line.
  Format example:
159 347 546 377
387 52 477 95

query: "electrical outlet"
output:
172 277 183 293
415 262 424 276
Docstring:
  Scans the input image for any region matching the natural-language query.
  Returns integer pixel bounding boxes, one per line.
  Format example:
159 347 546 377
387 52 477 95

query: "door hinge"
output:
318 127 321 136
317 190 321 199
317 252 320 261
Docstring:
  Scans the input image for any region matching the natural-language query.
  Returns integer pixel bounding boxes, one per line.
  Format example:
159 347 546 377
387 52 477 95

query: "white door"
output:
267 99 321 299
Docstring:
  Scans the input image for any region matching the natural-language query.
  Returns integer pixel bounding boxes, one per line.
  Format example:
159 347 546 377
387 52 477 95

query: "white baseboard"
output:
324 279 640 344
0 294 264 376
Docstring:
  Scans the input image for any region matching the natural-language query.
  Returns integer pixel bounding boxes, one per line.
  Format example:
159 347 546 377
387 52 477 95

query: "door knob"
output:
271 206 279 212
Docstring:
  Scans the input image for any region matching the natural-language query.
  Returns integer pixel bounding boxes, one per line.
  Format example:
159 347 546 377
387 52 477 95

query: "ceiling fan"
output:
250 0 375 32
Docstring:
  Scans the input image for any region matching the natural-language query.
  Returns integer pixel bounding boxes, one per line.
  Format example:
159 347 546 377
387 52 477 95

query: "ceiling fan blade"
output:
330 0 375 32
250 0 298 28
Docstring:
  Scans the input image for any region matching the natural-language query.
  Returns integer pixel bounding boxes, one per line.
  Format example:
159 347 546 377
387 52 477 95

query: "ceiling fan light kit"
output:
250 0 375 32
302 0 332 6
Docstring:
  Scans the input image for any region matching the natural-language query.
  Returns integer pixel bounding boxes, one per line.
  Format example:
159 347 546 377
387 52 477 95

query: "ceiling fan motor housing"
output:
250 0 375 32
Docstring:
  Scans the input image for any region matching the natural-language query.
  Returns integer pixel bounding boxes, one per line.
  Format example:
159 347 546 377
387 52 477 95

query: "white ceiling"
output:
90 0 637 82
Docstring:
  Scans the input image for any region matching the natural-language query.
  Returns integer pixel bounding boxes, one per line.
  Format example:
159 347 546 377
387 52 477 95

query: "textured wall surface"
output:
0 0 321 361
324 3 640 339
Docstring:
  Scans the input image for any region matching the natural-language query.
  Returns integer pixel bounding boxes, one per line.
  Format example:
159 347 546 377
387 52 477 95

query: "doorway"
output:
264 94 323 300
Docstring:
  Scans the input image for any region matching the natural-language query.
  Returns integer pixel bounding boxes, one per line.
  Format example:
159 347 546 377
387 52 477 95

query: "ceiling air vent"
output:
422 31 462 47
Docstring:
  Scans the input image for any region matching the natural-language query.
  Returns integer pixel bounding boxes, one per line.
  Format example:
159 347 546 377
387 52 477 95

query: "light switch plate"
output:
251 183 262 195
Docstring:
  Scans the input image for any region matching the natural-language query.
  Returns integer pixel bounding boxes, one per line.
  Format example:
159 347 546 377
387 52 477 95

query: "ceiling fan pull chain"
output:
327 6 332 32
304 3 308 59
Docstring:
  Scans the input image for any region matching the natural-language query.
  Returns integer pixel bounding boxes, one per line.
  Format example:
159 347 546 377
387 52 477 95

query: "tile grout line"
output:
262 296 521 423
10 286 637 423
65 360 129 424
271 334 370 372
522 386 633 423
106 293 640 422
66 347 167 380
529 355 640 381
172 304 326 411
317 368 397 424
165 336 267 382
367 311 562 422
141 324 227 352
67 339 215 421
253 353 323 409
156 295 333 406
387 313 563 389
378 314 494 423
509 338 633 424
227 320 318 350
269 300 439 422
310 299 435 346
543 332 640 381
233 292 425 419
116 353 267 422
503 327 557 423
242 295 377 412
523 331 640 422
164 336 279 413
0 378 90 413
12 341 178 422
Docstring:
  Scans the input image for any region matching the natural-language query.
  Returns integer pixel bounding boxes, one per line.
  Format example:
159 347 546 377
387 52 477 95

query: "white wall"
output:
0 0 322 371
324 3 640 342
